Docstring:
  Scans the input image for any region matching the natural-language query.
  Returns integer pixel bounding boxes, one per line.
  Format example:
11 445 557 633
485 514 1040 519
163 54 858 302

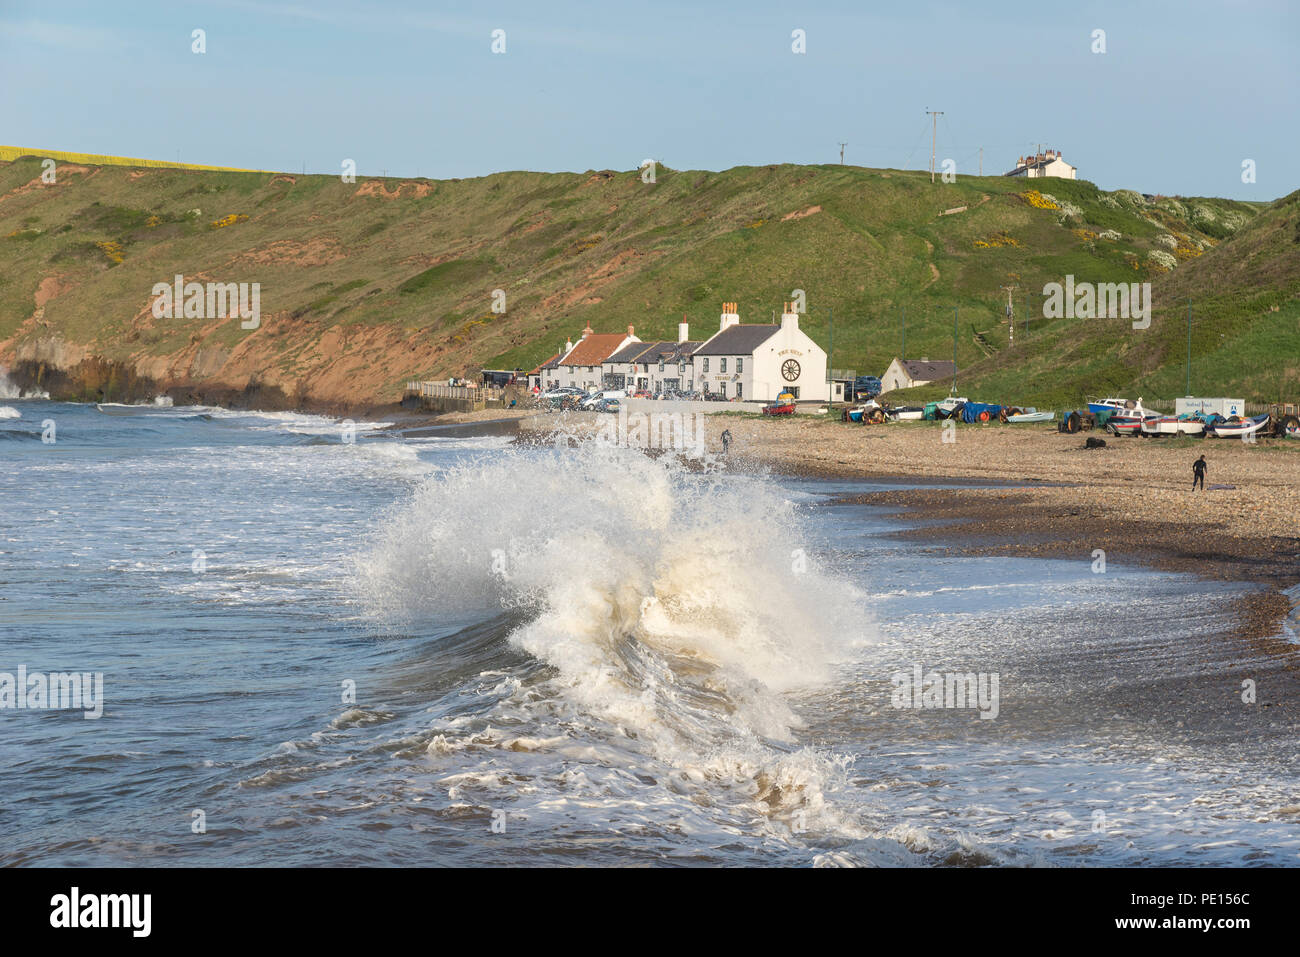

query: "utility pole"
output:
901 306 905 361
926 110 943 183
828 307 834 410
1003 285 1016 344
1186 302 1192 395
979 147 983 177
839 142 847 165
953 305 959 394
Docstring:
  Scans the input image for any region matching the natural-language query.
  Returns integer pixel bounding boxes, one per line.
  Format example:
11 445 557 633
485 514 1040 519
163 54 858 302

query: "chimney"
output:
627 324 635 338
565 339 573 353
781 301 799 332
581 321 593 338
720 301 740 332
678 316 689 343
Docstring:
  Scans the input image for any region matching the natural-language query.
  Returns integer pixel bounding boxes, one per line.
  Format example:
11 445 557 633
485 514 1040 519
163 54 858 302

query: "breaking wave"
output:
354 438 872 832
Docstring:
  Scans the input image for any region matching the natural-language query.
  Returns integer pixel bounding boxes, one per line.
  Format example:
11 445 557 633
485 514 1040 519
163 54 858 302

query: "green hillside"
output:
0 148 1292 407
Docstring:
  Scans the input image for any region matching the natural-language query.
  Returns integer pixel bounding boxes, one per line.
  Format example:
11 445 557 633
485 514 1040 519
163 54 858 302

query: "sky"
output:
1 0 1295 199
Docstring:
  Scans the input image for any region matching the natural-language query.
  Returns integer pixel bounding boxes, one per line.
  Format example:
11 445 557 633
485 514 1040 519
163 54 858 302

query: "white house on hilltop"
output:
1005 148 1076 180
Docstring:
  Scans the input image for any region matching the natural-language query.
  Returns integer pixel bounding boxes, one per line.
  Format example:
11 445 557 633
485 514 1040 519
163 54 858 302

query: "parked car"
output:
540 386 584 401
852 376 882 400
579 389 626 409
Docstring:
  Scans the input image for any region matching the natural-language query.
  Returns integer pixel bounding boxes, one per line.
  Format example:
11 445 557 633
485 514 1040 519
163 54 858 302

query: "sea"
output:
2 396 1297 866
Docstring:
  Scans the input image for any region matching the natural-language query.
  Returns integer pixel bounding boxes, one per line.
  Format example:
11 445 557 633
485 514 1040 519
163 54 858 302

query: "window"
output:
737 358 743 374
736 382 742 398
720 358 727 373
719 382 727 397
702 358 709 373
658 360 664 372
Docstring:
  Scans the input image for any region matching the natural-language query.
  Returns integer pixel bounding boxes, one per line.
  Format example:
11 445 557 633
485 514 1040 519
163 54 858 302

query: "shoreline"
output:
23 396 1298 644
514 408 1300 644
721 416 1300 647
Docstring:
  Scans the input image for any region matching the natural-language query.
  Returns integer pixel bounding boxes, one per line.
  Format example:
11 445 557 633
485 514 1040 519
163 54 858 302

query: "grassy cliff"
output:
1 148 1293 408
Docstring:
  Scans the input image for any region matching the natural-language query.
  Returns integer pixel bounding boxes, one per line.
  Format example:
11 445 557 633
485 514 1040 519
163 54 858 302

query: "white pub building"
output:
688 301 829 401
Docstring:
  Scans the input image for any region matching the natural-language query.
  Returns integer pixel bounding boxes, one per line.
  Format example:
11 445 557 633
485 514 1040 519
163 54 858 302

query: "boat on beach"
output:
1140 415 1206 436
1007 410 1055 424
1206 414 1270 438
1107 404 1159 436
1088 397 1137 415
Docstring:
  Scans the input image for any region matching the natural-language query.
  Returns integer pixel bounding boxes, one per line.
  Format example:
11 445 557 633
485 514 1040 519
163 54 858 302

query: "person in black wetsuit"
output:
721 429 732 455
1192 455 1207 491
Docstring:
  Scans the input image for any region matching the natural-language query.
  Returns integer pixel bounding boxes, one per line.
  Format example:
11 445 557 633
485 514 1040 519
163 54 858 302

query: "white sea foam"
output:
0 407 20 419
355 437 871 830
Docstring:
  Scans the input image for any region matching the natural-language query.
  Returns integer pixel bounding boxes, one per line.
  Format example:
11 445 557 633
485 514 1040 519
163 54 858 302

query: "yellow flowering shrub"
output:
209 213 248 229
973 232 1022 249
96 240 124 263
1020 190 1058 210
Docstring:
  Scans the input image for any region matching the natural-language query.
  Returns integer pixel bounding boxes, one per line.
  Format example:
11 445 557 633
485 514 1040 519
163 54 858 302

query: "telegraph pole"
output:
839 142 847 165
1186 302 1192 395
1003 285 1016 344
926 110 943 183
901 306 905 361
952 305 959 394
828 307 834 410
979 147 983 177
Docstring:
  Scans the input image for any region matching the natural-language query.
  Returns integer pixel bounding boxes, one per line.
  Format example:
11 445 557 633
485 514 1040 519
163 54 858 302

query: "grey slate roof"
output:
899 359 956 381
621 340 702 364
606 341 657 364
692 324 780 356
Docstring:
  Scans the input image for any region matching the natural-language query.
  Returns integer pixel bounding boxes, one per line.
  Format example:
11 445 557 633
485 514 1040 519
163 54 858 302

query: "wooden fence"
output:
403 380 507 412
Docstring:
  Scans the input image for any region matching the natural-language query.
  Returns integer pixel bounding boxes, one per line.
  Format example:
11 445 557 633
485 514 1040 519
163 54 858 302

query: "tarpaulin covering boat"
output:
960 402 1004 423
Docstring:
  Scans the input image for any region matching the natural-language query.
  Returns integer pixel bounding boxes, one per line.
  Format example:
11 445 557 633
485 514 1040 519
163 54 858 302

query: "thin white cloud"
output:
0 18 121 51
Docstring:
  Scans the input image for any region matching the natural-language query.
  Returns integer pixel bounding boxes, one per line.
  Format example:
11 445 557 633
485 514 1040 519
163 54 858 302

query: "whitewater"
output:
2 398 1296 866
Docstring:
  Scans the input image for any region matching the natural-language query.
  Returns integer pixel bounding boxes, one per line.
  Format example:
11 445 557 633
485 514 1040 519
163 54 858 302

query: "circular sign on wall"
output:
781 359 801 381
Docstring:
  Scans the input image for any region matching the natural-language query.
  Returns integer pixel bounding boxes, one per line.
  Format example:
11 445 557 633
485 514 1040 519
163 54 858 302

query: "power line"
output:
925 109 943 183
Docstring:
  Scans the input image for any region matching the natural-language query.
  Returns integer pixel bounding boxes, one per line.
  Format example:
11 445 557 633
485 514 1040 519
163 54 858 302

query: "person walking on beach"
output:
721 429 732 455
1192 454 1207 491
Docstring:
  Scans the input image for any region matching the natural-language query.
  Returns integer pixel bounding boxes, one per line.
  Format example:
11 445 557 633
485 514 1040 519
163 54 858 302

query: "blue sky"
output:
2 0 1295 199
